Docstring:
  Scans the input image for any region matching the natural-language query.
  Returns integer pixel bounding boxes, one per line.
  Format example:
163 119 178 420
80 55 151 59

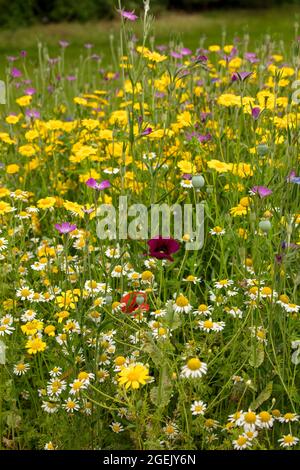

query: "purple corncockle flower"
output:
196 55 208 62
156 45 167 52
83 206 95 215
200 112 211 122
7 56 18 62
84 43 93 49
282 241 299 250
55 222 77 234
25 109 40 119
141 127 152 136
287 170 300 184
48 58 59 66
66 75 76 81
181 47 192 56
171 51 183 59
251 186 273 198
59 40 69 48
186 131 212 143
11 67 22 78
24 87 36 96
118 9 138 21
182 174 192 180
232 71 252 82
147 236 180 261
155 91 165 98
91 54 101 61
86 178 111 190
245 52 259 64
251 107 261 120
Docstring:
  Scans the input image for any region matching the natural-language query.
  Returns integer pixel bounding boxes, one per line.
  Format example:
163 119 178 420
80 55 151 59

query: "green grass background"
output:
1 5 300 75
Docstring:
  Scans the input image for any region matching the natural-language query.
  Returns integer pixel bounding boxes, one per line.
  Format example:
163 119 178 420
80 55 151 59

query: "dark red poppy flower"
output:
147 236 180 261
120 292 149 314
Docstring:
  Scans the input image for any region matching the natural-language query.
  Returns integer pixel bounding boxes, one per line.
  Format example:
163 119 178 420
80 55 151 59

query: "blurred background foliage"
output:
0 0 298 27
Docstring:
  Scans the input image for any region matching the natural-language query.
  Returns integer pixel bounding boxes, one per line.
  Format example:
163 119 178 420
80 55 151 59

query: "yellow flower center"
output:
237 436 247 446
176 295 189 307
187 358 201 370
259 411 271 422
141 270 153 281
198 304 208 311
203 320 213 329
261 287 272 296
115 356 126 366
244 411 257 424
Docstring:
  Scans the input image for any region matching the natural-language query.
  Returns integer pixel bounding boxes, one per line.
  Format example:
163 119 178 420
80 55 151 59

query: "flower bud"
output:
192 175 205 189
259 219 272 233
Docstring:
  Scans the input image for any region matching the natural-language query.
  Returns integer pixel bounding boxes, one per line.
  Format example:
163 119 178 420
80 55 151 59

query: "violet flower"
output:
287 170 300 184
59 40 69 48
251 107 261 120
24 87 36 96
11 68 22 78
86 178 111 190
55 222 77 234
141 127 152 136
232 71 252 82
251 186 273 198
118 9 138 21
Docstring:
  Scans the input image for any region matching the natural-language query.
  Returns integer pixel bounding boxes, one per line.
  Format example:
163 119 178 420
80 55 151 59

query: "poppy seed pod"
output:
259 220 272 233
192 175 205 189
257 143 269 156
136 294 145 305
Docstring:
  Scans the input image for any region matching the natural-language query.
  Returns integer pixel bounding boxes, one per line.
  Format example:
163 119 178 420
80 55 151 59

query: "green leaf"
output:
150 368 173 409
249 343 264 368
250 382 273 410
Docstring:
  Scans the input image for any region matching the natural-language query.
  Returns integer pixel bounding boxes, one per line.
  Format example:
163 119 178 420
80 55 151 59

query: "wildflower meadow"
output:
0 1 299 452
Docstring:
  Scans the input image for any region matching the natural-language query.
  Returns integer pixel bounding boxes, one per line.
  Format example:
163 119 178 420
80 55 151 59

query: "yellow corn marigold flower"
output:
16 95 32 107
6 164 20 174
118 363 151 390
37 197 56 210
26 336 47 354
207 159 230 173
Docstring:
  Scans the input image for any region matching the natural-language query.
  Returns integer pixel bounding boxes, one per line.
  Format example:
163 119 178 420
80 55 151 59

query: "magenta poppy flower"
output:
85 178 111 190
251 186 273 198
147 236 180 261
118 9 138 21
55 222 77 234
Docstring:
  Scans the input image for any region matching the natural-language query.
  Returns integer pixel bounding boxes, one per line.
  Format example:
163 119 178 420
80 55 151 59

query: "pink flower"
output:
85 178 111 190
118 9 138 21
251 186 273 198
55 222 77 234
11 67 22 78
141 127 152 136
